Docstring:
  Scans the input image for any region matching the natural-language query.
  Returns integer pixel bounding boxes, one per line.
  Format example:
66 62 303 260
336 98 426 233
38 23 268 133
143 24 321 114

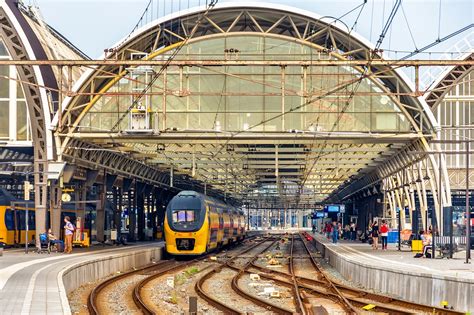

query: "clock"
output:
61 193 71 202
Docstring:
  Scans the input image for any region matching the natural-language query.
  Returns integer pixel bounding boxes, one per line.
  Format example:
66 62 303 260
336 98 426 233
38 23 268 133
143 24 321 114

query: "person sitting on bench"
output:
421 230 432 258
47 229 64 252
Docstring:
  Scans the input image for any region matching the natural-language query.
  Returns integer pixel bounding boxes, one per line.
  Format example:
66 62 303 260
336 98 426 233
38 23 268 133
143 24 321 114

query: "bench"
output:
432 236 467 258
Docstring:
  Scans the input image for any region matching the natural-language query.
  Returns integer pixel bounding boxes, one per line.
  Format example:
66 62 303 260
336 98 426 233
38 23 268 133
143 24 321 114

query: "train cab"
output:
164 191 208 254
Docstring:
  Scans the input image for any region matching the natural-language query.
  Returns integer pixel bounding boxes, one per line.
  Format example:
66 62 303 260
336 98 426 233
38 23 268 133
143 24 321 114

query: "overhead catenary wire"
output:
300 0 403 191
400 2 417 52
400 23 473 60
110 0 219 131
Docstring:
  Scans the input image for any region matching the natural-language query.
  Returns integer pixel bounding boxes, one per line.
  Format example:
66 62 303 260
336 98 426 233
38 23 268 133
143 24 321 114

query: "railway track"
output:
88 232 461 314
88 235 278 315
247 233 463 314
87 259 179 315
88 239 249 314
196 235 295 314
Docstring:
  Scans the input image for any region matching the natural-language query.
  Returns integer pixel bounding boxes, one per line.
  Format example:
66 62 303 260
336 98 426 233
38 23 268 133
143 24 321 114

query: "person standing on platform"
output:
332 221 339 244
371 221 379 250
63 216 75 254
350 221 356 241
325 222 332 239
380 220 389 250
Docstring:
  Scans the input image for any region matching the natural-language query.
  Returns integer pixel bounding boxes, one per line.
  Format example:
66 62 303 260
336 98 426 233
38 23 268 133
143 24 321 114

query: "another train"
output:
0 188 97 247
164 191 246 255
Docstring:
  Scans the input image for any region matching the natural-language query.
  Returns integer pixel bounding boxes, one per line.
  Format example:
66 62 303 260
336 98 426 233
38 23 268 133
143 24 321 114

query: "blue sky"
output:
31 0 472 59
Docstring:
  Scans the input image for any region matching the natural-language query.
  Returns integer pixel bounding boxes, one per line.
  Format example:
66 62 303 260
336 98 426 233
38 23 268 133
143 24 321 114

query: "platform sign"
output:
326 205 340 213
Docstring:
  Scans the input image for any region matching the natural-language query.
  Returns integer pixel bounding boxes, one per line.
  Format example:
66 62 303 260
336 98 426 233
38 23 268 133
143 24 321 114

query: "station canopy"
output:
59 3 438 207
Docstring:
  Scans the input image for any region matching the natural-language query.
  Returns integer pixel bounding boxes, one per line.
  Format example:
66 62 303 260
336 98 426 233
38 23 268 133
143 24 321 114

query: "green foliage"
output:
184 266 199 278
168 290 178 305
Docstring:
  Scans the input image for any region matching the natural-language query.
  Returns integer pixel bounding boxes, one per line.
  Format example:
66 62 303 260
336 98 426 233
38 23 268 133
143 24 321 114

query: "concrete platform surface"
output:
0 243 163 315
311 233 473 312
313 233 474 280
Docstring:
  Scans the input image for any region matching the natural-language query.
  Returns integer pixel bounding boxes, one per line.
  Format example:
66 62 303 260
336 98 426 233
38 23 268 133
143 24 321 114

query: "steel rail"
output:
87 260 176 315
298 233 463 314
289 235 307 315
133 235 259 314
245 262 416 314
250 259 463 314
133 258 207 315
228 239 294 315
194 236 277 314
298 233 359 314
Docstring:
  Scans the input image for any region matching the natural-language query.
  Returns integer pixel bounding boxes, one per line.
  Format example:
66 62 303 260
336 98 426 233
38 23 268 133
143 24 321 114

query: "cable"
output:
375 0 402 50
400 23 473 60
111 0 219 131
438 0 442 39
369 0 375 42
400 2 417 51
302 0 403 192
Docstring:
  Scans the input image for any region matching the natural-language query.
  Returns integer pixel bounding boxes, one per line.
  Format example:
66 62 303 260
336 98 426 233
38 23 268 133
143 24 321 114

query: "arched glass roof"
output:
59 3 439 204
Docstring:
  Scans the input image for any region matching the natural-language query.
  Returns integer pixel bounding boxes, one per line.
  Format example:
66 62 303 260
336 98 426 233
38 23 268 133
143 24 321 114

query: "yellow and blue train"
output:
0 188 94 247
164 191 246 255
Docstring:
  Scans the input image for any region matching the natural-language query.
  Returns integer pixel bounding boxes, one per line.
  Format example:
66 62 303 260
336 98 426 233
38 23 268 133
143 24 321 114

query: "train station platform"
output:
310 233 473 312
0 243 163 315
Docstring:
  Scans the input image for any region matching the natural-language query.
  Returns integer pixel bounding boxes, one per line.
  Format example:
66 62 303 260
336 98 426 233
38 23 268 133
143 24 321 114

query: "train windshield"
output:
172 210 197 223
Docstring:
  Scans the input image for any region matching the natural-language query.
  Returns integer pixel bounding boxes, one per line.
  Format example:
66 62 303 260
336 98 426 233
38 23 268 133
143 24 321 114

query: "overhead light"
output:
10 162 33 167
416 177 423 183
215 121 221 132
423 175 430 181
380 95 389 105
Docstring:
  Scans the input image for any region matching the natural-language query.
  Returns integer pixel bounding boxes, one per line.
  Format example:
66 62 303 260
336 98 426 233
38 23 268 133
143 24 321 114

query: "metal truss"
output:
0 6 50 246
0 3 455 210
0 59 471 67
329 138 452 232
424 52 474 109
62 138 236 204
43 5 451 207
58 5 441 136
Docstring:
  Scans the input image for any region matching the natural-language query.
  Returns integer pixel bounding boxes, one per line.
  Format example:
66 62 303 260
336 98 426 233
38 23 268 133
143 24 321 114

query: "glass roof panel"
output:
81 35 411 133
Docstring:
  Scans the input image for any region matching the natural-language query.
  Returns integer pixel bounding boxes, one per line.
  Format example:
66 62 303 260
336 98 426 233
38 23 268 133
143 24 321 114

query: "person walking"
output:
380 220 389 250
332 221 339 244
63 216 75 254
371 221 379 250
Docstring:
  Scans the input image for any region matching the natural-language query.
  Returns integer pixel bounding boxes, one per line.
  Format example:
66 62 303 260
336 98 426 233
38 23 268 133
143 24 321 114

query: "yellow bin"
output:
411 240 423 252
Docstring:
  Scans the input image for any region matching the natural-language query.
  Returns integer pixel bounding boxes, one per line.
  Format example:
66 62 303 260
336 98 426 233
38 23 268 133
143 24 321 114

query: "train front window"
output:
172 210 197 223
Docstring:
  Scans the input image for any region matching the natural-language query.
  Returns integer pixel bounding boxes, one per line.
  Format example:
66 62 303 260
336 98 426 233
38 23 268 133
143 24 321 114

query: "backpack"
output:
380 224 389 233
39 233 47 242
66 222 76 233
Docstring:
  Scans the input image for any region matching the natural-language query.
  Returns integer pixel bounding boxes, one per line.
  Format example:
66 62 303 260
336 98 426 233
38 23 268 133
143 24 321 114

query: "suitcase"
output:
55 241 64 252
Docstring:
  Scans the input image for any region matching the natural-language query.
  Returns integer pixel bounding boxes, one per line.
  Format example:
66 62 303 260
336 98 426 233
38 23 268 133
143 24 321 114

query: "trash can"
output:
411 240 423 252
